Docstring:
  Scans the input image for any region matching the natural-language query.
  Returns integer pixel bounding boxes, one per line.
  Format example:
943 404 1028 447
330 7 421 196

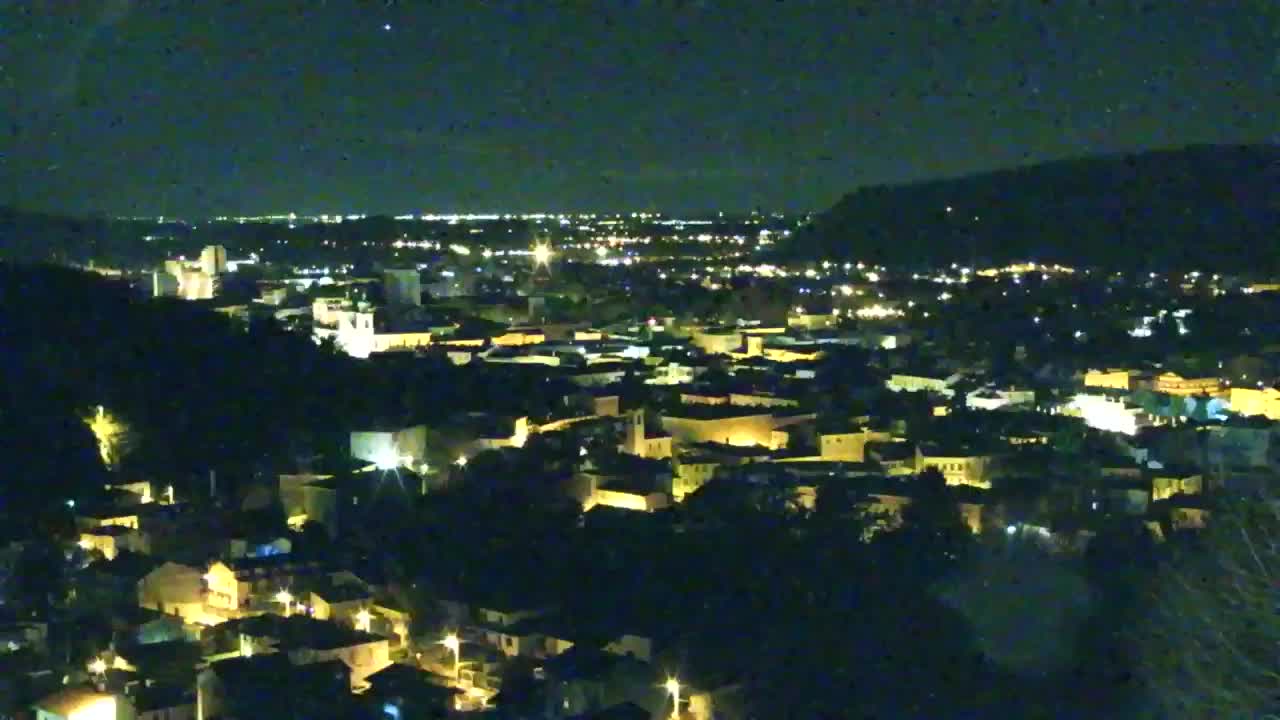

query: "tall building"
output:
383 268 422 306
200 245 228 275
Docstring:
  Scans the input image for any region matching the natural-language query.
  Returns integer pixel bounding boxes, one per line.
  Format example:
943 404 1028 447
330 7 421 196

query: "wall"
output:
660 413 778 448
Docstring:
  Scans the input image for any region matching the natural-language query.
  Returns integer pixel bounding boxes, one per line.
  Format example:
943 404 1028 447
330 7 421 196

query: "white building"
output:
966 387 1036 411
1067 394 1153 436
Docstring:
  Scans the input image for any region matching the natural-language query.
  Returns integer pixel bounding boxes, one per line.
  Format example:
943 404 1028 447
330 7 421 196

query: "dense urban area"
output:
2 189 1278 718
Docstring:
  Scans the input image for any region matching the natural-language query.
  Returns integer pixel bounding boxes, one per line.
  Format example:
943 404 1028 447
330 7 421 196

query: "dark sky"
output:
3 1 1277 217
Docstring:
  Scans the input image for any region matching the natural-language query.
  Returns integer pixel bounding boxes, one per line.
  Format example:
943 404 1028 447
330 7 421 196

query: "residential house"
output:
79 526 148 560
135 681 197 712
219 613 391 689
308 581 373 624
916 445 997 489
818 429 894 462
542 646 663 719
362 664 458 719
33 687 134 720
138 562 206 625
197 654 353 720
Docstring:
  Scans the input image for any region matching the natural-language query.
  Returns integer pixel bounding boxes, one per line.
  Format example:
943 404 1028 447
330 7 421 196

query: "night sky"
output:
3 1 1277 217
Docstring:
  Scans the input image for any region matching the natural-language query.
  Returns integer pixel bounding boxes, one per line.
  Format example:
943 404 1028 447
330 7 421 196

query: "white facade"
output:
1067 394 1152 436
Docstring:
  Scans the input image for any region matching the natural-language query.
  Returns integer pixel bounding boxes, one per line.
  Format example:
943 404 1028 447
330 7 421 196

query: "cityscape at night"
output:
1 2 1278 719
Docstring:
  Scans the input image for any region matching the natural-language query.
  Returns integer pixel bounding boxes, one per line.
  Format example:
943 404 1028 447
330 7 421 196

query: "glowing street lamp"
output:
442 633 461 683
532 242 554 267
274 589 294 617
664 677 682 719
355 608 373 633
88 657 108 676
455 455 468 468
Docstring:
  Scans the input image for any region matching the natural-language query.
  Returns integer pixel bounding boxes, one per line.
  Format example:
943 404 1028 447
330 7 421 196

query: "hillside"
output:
780 145 1280 272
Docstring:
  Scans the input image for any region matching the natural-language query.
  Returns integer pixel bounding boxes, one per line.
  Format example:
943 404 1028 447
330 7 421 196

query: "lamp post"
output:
442 633 461 684
664 677 681 720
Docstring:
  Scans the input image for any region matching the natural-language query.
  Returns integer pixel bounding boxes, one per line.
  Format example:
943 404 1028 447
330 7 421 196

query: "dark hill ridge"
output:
781 145 1280 272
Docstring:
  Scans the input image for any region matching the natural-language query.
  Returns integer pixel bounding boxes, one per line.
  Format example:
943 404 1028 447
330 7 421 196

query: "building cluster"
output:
14 224 1280 720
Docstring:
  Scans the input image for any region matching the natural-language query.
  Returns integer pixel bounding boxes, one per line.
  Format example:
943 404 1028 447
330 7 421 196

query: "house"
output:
202 556 325 615
279 474 340 536
916 445 996 489
307 580 374 624
33 687 133 720
542 645 663 719
865 442 916 475
1150 468 1204 501
138 562 206 625
363 664 458 719
78 553 160 610
818 429 894 462
220 613 392 689
79 526 148 560
133 683 195 720
197 654 353 720
576 455 673 514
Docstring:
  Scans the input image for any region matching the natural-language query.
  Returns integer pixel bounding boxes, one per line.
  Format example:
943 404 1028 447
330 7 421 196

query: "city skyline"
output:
3 2 1277 217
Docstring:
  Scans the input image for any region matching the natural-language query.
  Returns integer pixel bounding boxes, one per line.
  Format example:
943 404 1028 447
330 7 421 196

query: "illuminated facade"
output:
1067 394 1153 436
916 449 995 488
1228 387 1280 420
1153 372 1221 397
34 688 128 720
1083 369 1138 391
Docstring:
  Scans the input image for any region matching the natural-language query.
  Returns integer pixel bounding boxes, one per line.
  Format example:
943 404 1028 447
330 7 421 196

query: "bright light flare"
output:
532 242 554 266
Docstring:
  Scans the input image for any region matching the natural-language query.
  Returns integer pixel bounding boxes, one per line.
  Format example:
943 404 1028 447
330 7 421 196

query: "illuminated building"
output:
916 446 996 488
818 429 894 462
1228 387 1280 420
1067 393 1153 436
33 687 127 720
886 372 961 396
200 245 228 275
1083 369 1139 391
1152 372 1221 397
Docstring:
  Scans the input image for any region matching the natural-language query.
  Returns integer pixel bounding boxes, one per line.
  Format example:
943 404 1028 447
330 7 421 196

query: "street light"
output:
664 677 681 719
274 589 294 617
455 455 468 468
442 633 461 683
355 608 373 633
88 657 107 676
532 242 554 267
